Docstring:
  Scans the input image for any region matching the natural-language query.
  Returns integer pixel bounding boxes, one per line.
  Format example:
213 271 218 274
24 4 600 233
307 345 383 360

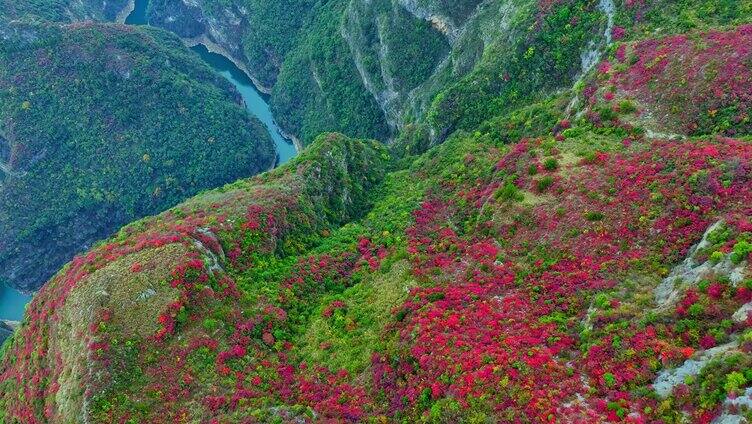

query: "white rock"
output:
713 387 752 424
733 302 752 323
653 340 739 398
137 288 157 301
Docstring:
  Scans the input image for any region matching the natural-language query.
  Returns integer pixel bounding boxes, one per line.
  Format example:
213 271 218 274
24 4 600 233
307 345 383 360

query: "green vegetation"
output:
0 0 127 22
0 21 275 291
148 0 316 88
2 0 752 423
271 0 391 144
614 0 752 40
427 0 602 139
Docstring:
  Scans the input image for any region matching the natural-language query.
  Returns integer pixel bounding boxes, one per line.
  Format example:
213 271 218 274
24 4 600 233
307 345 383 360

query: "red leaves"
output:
153 304 180 342
377 135 752 421
699 334 717 350
469 241 498 261
357 237 386 271
680 347 695 359
203 395 227 413
676 290 700 316
707 282 726 300
612 26 626 40
321 300 347 318
262 332 275 346
605 25 752 135
215 344 248 375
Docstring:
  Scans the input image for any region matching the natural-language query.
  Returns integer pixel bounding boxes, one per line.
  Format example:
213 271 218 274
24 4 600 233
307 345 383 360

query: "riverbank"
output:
183 36 304 153
184 36 272 95
114 0 302 153
115 0 135 24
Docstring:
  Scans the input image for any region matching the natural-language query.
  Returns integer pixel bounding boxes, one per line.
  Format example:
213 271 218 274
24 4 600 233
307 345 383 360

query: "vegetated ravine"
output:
126 0 297 166
0 0 297 322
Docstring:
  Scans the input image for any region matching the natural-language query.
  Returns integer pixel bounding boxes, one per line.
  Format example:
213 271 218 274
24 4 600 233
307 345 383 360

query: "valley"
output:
1 1 751 422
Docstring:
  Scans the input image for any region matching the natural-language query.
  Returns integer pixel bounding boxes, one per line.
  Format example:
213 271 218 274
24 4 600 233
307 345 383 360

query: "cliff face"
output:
146 0 316 91
143 0 594 146
0 21 276 291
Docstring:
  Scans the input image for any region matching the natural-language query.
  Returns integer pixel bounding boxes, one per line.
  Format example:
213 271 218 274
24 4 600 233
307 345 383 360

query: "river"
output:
0 285 30 321
125 0 297 165
0 0 297 323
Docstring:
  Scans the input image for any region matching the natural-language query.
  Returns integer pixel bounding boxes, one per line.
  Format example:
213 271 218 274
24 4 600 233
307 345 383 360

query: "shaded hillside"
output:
140 0 603 146
0 0 128 22
0 21 276 291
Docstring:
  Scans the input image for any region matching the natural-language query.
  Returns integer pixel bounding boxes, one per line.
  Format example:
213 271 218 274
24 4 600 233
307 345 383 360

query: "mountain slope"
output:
141 0 603 146
1 1 751 423
142 0 752 149
0 133 388 423
0 20 276 291
2 107 750 422
0 0 128 22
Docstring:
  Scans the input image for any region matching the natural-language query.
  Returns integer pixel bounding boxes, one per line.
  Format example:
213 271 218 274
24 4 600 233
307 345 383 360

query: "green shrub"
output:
537 176 554 192
618 99 638 114
687 303 705 317
730 241 752 264
496 182 524 202
594 293 610 309
710 251 725 264
202 318 220 332
427 292 446 302
543 158 559 171
585 211 605 221
724 371 747 395
698 279 711 292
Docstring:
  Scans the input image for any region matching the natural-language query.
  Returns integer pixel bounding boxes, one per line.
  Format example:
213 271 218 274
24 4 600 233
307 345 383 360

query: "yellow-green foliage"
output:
297 260 416 373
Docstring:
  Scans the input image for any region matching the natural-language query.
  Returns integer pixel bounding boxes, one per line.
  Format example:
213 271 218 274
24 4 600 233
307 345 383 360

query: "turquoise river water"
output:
0 0 297 322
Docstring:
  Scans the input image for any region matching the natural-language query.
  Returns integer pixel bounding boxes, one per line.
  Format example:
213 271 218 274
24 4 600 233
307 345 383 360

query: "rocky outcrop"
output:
146 0 304 92
341 0 450 130
655 221 749 309
653 340 741 398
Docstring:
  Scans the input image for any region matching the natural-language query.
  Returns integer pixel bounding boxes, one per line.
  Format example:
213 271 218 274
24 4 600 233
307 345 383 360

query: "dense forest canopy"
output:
0 0 128 22
0 20 275 291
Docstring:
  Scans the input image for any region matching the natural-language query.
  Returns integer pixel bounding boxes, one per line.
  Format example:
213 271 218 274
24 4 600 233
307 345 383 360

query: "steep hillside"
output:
0 21 276 292
1 1 752 423
2 108 750 423
139 0 604 146
0 133 389 423
0 0 128 22
141 0 752 149
146 0 316 91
